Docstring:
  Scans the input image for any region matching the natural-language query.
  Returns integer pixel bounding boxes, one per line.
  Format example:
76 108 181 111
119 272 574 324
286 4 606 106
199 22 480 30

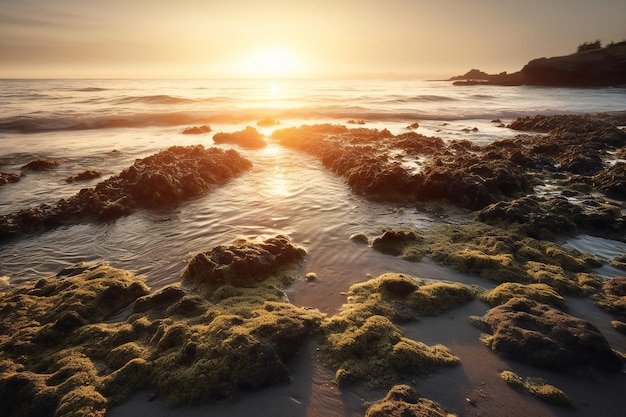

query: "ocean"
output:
1 78 625 288
1 78 626 417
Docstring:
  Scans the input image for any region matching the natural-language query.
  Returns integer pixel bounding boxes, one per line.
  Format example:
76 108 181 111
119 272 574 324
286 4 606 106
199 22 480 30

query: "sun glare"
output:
238 47 304 79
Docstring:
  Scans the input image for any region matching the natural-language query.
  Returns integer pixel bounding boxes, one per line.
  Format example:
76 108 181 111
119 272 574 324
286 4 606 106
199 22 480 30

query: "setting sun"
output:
237 47 305 79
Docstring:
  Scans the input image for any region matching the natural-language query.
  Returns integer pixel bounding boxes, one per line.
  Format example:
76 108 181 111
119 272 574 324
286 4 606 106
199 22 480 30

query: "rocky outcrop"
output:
0 145 252 240
479 298 623 373
273 125 532 210
450 43 626 87
364 385 454 417
0 172 21 185
181 235 307 294
212 126 266 148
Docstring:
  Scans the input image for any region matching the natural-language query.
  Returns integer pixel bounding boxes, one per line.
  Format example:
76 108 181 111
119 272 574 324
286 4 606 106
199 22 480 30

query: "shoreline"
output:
1 112 626 417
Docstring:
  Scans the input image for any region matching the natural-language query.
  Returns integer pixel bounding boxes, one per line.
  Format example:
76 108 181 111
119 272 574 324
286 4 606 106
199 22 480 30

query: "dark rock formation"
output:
480 298 622 373
21 159 60 171
182 125 211 134
593 276 626 315
0 145 252 240
364 385 453 417
65 170 102 183
450 43 626 87
273 124 532 211
594 162 626 199
182 235 306 294
213 126 266 148
0 172 21 185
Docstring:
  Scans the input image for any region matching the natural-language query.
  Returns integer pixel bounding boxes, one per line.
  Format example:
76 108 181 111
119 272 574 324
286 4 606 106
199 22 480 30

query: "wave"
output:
0 106 583 133
113 94 198 105
76 87 109 92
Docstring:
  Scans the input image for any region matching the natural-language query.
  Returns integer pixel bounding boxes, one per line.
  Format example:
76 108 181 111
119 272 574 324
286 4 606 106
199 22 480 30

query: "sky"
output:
1 0 625 79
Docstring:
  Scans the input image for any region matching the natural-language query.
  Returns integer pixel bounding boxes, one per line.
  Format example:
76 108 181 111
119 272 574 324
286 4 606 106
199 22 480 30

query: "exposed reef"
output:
0 172 21 185
0 236 321 416
213 126 266 149
319 273 475 387
273 124 532 210
65 170 102 183
475 298 622 374
182 125 211 135
500 371 574 407
0 145 252 240
0 236 480 417
364 384 455 417
21 159 61 171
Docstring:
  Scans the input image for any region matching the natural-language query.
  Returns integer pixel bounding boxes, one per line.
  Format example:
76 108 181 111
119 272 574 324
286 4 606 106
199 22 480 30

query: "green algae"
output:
593 277 626 316
478 298 622 374
612 320 626 334
318 273 473 388
364 384 456 417
369 221 605 297
0 236 324 416
500 370 574 407
481 282 567 310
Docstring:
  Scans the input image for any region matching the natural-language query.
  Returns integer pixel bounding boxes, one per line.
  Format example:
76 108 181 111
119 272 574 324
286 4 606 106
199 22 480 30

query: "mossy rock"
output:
181 235 306 295
364 384 456 417
0 236 325 416
320 315 459 388
612 320 626 334
481 282 567 310
481 298 622 373
501 370 574 407
319 273 470 388
371 228 426 260
593 277 626 315
342 273 477 324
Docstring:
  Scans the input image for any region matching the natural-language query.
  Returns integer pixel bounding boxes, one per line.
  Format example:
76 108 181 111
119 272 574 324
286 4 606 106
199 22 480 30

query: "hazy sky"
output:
1 0 625 79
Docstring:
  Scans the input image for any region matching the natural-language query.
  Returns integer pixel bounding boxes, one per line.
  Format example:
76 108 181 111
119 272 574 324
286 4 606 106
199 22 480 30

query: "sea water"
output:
1 78 625 292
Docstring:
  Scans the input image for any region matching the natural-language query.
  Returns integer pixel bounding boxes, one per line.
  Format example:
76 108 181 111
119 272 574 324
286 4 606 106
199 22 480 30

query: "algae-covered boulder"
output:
0 263 149 417
480 298 622 373
181 235 307 294
593 276 626 315
371 229 425 261
0 236 325 416
500 370 574 407
319 274 471 388
364 384 456 417
481 282 567 310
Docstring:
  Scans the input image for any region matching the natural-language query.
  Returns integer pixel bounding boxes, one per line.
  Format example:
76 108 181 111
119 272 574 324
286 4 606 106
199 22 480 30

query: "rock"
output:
0 172 21 185
449 43 626 87
480 298 622 373
594 162 626 199
364 385 454 417
182 125 211 134
181 235 306 294
481 283 567 310
66 170 102 183
593 277 626 315
273 124 530 211
21 159 60 171
213 126 266 148
256 117 279 127
0 146 252 240
349 232 369 244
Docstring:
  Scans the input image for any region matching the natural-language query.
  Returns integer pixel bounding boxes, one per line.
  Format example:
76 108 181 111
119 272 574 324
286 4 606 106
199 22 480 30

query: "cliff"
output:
450 42 626 87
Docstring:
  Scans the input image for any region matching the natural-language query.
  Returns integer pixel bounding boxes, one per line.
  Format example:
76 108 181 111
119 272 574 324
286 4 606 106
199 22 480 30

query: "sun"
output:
237 46 304 79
